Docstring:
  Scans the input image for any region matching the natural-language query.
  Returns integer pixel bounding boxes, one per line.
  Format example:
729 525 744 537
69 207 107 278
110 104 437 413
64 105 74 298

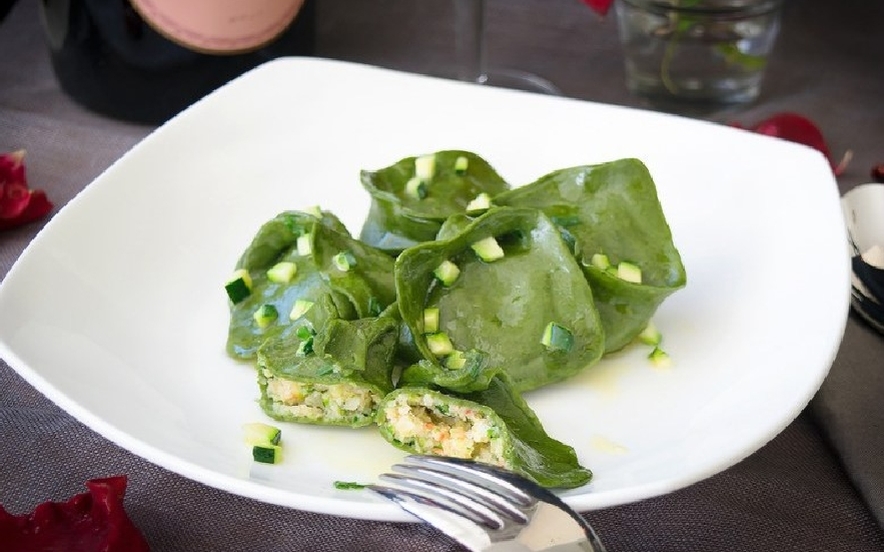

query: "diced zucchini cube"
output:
426 332 454 357
454 155 469 175
333 251 356 272
422 307 440 334
252 443 283 464
243 422 281 446
297 233 313 256
253 304 278 328
465 193 492 214
617 261 642 284
414 154 436 181
648 347 671 368
638 321 662 346
267 261 297 284
289 299 314 321
541 322 574 353
405 177 428 200
434 260 460 286
444 350 467 369
225 269 252 304
304 205 323 219
590 253 611 271
471 236 505 262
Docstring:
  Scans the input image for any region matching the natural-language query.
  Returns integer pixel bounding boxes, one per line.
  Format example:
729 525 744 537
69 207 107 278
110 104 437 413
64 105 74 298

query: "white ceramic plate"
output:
842 183 884 332
0 58 849 522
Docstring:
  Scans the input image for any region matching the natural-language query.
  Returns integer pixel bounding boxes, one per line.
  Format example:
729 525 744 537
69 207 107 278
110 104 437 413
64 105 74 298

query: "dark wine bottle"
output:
40 0 316 124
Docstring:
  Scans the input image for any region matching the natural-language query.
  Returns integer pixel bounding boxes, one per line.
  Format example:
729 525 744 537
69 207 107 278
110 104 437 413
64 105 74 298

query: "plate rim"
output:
0 57 850 522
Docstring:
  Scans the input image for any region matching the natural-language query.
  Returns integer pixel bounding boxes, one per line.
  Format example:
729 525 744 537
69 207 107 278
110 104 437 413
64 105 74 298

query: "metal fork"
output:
368 455 606 552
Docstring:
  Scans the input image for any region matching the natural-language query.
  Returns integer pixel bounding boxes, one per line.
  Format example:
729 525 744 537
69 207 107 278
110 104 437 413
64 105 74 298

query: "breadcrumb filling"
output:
383 391 507 466
262 369 380 425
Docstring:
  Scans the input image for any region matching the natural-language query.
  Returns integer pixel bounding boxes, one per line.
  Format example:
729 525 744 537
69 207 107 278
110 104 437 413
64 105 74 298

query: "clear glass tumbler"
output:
452 0 560 95
615 0 784 106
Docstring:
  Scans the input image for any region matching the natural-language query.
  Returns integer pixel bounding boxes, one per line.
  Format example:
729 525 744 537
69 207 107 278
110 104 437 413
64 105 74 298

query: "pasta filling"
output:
262 369 381 425
382 391 507 466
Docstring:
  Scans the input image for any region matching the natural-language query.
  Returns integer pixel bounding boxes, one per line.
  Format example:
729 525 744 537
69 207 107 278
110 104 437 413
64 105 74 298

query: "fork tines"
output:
371 455 536 532
369 454 606 552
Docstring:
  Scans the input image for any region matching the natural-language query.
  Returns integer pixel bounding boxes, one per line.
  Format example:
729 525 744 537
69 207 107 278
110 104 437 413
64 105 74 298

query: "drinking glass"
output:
452 0 560 95
615 0 784 106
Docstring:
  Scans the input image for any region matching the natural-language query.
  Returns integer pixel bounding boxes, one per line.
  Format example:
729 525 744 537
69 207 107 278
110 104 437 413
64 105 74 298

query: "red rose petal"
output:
872 163 884 183
0 149 54 230
0 190 53 230
581 0 614 17
0 149 25 181
0 150 30 219
0 476 151 552
733 112 851 176
0 181 31 219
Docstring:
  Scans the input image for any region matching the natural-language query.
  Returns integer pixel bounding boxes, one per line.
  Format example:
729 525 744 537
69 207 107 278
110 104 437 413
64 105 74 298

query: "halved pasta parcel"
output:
256 315 400 428
359 150 511 254
494 158 687 353
394 206 606 393
376 371 592 489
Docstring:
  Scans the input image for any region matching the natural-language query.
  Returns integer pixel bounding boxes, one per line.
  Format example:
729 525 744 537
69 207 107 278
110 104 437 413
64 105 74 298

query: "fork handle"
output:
481 502 605 552
485 541 601 551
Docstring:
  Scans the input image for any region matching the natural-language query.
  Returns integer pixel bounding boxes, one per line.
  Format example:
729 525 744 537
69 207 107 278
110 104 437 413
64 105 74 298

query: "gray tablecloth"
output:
2 1 884 550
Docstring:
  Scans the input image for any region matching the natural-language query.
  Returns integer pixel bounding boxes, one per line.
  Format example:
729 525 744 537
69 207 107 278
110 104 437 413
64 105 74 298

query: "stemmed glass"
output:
452 0 561 95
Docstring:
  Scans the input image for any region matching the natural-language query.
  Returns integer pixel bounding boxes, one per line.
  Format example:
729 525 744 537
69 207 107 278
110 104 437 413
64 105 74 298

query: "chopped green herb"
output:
333 481 369 490
296 325 316 356
296 325 315 341
297 338 314 356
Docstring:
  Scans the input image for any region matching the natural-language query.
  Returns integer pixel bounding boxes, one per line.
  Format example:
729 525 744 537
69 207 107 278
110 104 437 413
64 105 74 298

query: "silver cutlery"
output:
369 455 605 552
